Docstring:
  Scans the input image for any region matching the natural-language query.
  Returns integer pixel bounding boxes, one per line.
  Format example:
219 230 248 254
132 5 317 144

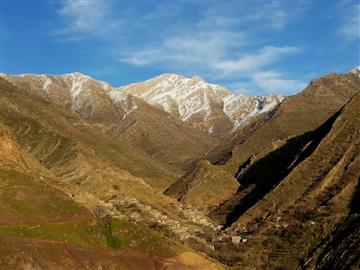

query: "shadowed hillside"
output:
166 72 359 211
211 92 360 269
212 107 344 227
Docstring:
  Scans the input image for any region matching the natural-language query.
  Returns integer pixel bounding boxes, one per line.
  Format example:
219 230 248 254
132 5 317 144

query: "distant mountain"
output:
1 72 282 138
0 73 217 172
0 72 138 122
120 73 282 137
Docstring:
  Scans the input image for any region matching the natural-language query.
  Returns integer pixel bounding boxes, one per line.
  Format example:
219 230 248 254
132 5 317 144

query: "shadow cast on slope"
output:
350 177 360 214
216 108 343 228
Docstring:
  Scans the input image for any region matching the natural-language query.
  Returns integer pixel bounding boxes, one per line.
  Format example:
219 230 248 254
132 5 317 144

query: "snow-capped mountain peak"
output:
0 72 283 137
119 74 283 136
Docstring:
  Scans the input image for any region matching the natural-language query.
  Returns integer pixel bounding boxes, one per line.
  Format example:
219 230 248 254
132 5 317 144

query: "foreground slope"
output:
211 92 360 269
0 125 223 270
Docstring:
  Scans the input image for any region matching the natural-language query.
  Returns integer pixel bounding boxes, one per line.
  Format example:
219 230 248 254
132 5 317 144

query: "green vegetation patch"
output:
0 221 107 248
108 219 186 257
0 218 186 257
0 170 88 225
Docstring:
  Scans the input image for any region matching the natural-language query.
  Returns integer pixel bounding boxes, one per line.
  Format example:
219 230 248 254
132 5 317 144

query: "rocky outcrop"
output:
0 125 27 170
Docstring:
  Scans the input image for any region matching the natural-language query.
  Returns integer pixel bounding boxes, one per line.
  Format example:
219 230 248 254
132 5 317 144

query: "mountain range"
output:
0 67 359 270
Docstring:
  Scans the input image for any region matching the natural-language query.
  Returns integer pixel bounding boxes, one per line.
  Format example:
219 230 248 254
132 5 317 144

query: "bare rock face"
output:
219 71 360 175
0 126 27 169
166 72 359 214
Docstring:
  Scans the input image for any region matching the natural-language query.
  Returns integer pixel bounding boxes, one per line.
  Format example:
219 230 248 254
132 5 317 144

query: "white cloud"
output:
120 48 162 66
118 34 298 77
119 31 247 70
56 0 123 40
200 1 292 31
117 29 302 95
252 70 307 94
339 3 360 40
115 2 303 75
214 46 299 77
54 1 307 95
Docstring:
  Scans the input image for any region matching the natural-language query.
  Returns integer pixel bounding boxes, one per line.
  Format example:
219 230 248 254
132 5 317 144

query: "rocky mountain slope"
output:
0 77 184 190
166 71 360 211
0 73 217 170
1 72 282 140
212 92 360 269
120 73 283 137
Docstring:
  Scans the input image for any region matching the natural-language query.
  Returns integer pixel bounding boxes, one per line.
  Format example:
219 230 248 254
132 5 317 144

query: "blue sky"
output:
1 0 359 95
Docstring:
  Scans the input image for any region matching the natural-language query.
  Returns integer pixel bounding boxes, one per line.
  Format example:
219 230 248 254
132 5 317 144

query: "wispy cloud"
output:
53 1 308 94
214 46 300 78
252 70 307 95
199 1 292 31
118 34 302 93
339 3 360 41
119 31 247 69
56 0 124 40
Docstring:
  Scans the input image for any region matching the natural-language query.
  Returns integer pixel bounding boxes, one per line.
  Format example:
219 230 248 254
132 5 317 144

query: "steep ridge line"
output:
214 103 346 228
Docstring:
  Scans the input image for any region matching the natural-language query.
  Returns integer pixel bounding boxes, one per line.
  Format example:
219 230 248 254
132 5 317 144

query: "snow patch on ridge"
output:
62 73 90 100
350 65 360 78
3 71 283 135
119 74 231 126
122 103 138 120
109 90 128 103
38 75 52 93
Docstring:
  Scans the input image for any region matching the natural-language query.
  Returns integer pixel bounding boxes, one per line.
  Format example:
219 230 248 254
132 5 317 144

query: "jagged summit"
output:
62 71 88 77
6 71 89 78
157 73 186 80
119 73 282 136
